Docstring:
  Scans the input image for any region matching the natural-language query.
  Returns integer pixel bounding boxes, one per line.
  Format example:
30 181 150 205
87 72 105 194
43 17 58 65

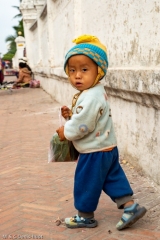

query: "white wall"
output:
80 0 160 68
20 0 160 185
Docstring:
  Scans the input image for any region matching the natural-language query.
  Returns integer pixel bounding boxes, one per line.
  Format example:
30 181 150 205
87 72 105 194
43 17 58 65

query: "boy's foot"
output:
116 203 147 230
65 215 98 228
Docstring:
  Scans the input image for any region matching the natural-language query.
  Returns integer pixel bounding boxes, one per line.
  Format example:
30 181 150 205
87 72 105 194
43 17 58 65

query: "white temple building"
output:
19 0 160 185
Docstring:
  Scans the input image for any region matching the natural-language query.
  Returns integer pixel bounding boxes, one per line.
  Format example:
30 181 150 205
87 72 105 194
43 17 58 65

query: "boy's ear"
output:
65 65 69 76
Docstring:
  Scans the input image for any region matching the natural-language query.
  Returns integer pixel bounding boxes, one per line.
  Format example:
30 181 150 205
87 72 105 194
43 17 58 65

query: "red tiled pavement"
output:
0 76 160 240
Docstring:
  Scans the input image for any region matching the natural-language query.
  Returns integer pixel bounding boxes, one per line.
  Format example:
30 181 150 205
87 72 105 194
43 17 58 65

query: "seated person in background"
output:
0 59 5 85
13 61 32 88
14 57 30 79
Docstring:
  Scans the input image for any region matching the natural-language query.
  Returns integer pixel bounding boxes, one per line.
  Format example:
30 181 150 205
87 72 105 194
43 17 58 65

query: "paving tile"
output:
0 76 160 239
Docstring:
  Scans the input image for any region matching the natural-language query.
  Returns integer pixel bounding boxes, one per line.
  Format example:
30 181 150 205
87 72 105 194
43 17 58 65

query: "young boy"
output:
56 35 146 230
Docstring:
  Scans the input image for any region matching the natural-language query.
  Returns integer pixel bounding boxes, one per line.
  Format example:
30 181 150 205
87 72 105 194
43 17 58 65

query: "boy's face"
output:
68 55 98 91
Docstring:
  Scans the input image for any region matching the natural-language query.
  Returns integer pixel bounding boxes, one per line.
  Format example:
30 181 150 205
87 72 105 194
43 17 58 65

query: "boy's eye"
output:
82 68 87 72
69 69 75 73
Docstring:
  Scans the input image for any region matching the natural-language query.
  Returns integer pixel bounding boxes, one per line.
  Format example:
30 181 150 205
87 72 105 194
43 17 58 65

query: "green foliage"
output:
13 20 24 37
5 35 17 43
2 53 15 61
4 0 24 59
12 0 23 19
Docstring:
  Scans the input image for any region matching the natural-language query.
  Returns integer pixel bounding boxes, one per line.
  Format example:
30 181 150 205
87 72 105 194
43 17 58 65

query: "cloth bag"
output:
48 108 79 162
30 79 40 88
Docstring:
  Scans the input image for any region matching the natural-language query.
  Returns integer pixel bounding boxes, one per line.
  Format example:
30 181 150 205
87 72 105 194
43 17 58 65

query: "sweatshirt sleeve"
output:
64 96 103 141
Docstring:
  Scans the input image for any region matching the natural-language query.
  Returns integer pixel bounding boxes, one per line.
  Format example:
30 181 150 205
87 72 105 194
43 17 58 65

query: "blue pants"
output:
74 147 133 213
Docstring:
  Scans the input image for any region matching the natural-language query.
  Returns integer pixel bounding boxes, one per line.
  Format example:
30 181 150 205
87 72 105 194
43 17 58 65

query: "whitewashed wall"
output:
20 0 160 185
81 0 160 68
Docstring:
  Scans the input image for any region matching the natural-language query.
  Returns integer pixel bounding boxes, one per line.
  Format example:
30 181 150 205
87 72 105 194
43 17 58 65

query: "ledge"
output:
34 70 68 82
105 87 160 109
34 67 160 109
30 20 38 31
40 4 47 19
104 68 160 95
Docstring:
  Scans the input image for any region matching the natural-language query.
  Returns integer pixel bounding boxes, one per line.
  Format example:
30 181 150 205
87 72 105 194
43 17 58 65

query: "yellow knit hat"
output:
64 34 108 80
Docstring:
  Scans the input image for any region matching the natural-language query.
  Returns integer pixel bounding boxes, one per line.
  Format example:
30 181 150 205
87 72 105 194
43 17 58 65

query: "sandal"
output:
116 203 147 230
65 215 98 228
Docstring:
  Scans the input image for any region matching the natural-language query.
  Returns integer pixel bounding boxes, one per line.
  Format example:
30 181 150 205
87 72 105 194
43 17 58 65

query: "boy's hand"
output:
56 126 66 141
61 106 72 119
